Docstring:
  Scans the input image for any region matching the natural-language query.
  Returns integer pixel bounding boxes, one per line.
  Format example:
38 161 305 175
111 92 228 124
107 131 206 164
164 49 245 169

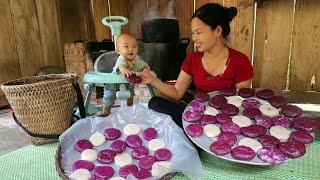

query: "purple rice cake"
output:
182 110 202 123
219 87 237 96
154 148 172 161
125 73 142 84
94 166 115 179
243 107 262 119
210 141 232 156
257 147 285 165
97 149 116 164
220 122 241 134
194 91 210 102
269 95 288 108
216 113 232 123
231 146 256 161
279 141 306 158
290 130 314 144
281 105 303 118
186 124 203 137
209 95 227 109
125 135 143 148
256 89 275 100
255 115 273 129
258 135 280 148
218 132 237 146
110 140 126 153
188 101 206 112
138 155 156 170
293 116 319 132
221 104 239 116
133 169 152 179
238 88 255 98
143 128 158 141
200 114 217 126
74 139 93 153
242 98 261 109
72 160 94 171
104 128 122 140
272 116 292 128
241 125 267 138
132 146 149 160
119 164 139 178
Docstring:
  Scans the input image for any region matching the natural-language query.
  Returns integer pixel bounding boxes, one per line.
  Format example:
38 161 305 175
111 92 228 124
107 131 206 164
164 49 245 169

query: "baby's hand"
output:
121 69 133 77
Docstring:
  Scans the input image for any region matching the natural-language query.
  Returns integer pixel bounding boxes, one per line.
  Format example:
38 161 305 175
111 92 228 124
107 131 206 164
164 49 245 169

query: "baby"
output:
102 33 152 115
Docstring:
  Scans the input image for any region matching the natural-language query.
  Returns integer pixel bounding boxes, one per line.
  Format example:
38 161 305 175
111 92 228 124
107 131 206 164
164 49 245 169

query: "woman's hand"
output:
139 68 154 84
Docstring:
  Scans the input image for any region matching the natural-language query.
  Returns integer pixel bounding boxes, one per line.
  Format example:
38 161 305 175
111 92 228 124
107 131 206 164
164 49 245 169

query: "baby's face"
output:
117 36 138 61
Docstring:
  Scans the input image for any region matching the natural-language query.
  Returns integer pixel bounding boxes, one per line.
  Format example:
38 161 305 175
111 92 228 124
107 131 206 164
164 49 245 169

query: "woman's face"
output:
191 17 219 52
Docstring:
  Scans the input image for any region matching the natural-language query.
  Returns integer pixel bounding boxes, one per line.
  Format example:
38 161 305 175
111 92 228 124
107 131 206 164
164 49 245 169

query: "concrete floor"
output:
0 109 30 155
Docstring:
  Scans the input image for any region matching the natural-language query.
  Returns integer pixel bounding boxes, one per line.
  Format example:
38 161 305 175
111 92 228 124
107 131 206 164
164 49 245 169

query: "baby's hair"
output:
192 3 237 38
117 33 136 39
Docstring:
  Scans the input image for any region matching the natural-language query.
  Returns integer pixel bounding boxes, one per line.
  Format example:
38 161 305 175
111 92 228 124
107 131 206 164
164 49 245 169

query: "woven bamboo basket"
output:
55 144 177 179
64 42 94 97
0 73 77 145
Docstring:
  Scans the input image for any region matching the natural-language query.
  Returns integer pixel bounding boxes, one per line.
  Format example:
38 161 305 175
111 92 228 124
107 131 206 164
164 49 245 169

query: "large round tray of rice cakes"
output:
182 88 318 166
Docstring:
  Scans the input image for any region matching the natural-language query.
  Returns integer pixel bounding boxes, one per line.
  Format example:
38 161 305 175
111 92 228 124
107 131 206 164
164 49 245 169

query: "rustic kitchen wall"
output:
0 0 94 106
0 0 319 107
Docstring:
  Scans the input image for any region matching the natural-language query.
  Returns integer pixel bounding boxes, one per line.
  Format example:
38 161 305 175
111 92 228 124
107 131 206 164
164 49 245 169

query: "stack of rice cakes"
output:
183 88 319 165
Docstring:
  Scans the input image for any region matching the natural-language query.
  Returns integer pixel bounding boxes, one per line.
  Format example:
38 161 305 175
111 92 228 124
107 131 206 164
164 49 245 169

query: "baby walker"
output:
79 16 131 115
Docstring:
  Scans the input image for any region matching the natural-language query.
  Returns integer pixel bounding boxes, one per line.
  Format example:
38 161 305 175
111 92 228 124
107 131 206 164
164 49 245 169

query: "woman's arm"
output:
141 70 193 100
235 78 253 89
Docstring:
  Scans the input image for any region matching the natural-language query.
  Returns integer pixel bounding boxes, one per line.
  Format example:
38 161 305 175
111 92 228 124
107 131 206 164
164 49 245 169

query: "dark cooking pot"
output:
142 19 179 43
139 38 190 80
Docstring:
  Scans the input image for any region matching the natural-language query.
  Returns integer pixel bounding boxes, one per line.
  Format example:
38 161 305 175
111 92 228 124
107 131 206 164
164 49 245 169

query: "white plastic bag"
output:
59 105 203 179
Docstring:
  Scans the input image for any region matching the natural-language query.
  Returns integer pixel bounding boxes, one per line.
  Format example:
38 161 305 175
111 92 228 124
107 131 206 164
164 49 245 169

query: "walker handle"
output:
102 16 129 37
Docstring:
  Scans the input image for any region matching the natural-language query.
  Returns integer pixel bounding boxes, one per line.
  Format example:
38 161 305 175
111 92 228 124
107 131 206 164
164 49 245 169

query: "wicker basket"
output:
64 42 94 97
0 73 78 145
55 144 177 179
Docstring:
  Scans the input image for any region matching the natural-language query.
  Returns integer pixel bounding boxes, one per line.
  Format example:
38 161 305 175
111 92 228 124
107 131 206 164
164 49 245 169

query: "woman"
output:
140 3 253 127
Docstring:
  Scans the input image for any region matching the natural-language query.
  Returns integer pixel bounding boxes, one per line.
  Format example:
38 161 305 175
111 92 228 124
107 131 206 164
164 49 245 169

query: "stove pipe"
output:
139 19 189 81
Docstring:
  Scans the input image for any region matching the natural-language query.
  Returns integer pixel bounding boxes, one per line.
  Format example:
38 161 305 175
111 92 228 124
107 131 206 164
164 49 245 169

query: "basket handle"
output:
12 113 61 139
72 82 86 119
11 81 86 139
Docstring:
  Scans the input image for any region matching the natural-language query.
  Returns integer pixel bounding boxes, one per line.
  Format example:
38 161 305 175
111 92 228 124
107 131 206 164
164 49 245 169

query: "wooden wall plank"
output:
83 1 97 41
224 0 254 60
289 0 320 91
58 0 96 44
175 0 194 38
175 0 194 52
253 0 294 90
109 0 130 36
195 0 223 10
91 0 111 41
9 0 44 77
127 0 148 39
35 0 64 68
0 0 21 107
